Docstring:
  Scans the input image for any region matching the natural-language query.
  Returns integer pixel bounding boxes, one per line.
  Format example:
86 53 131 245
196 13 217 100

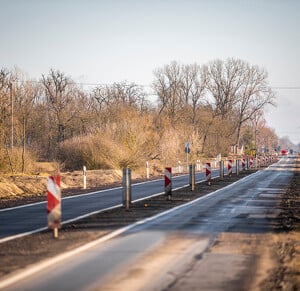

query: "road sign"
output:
185 142 191 154
184 147 191 154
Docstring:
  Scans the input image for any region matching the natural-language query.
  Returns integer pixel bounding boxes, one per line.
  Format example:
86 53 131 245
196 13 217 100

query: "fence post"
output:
122 168 132 210
236 159 239 176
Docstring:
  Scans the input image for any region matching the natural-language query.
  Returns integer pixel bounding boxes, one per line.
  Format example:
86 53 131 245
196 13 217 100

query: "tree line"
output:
0 58 277 173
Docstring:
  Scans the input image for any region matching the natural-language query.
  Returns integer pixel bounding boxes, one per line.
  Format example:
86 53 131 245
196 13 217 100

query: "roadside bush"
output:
0 147 37 174
59 134 112 170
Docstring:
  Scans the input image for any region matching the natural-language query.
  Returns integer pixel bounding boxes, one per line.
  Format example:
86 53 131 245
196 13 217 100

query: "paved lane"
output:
0 168 221 240
2 156 294 291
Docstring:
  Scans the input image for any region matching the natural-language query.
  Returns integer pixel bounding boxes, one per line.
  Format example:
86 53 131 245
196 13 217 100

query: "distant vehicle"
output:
281 149 288 155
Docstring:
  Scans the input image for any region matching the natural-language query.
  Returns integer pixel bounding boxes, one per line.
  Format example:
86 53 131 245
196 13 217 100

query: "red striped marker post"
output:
47 175 61 238
165 167 172 200
242 158 246 171
250 157 254 168
228 160 233 176
206 163 211 185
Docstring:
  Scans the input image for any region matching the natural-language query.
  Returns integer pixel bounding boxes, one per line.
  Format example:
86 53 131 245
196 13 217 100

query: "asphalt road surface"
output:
0 167 222 241
3 156 295 290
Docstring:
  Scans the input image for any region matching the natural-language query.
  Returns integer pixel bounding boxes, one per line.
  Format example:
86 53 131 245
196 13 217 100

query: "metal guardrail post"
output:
189 164 195 191
219 160 224 180
122 168 132 210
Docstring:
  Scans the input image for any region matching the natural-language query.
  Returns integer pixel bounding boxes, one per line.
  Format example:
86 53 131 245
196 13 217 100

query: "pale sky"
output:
1 0 299 144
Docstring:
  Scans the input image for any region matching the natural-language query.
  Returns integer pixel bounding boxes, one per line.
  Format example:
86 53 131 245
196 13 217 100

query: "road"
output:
0 166 222 241
2 156 295 290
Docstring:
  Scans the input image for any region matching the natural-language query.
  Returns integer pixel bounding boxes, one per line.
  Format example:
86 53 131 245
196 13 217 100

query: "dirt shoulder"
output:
206 159 300 290
0 162 299 290
0 170 256 279
257 162 300 290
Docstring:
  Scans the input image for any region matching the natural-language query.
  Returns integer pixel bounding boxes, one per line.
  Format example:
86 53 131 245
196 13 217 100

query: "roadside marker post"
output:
219 160 224 180
196 160 201 172
83 166 87 189
122 168 132 210
228 160 233 176
47 175 61 239
178 161 182 174
165 167 172 200
206 163 211 186
146 161 149 179
236 159 239 176
242 158 246 171
189 164 195 191
250 157 254 169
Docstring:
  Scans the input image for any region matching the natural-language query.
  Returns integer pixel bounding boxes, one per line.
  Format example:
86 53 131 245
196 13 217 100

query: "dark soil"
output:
0 162 299 289
259 160 300 290
0 171 254 279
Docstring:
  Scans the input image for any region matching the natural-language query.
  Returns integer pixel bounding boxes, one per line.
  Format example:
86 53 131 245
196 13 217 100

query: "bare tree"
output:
205 58 246 118
93 82 148 110
204 58 275 149
249 109 266 150
234 64 275 147
152 61 184 123
0 68 15 148
14 76 39 172
181 63 207 125
41 69 78 144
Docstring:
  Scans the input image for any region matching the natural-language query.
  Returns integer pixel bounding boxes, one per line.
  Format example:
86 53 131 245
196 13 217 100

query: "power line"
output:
9 81 300 100
272 87 300 90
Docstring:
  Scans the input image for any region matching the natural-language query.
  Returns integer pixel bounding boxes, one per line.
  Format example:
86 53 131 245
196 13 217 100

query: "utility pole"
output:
9 82 13 149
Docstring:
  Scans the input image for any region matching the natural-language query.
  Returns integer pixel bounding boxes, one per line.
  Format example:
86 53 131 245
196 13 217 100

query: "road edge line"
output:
0 170 261 289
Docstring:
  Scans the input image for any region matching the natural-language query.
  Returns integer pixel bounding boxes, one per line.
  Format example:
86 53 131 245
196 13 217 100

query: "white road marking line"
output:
0 171 260 289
